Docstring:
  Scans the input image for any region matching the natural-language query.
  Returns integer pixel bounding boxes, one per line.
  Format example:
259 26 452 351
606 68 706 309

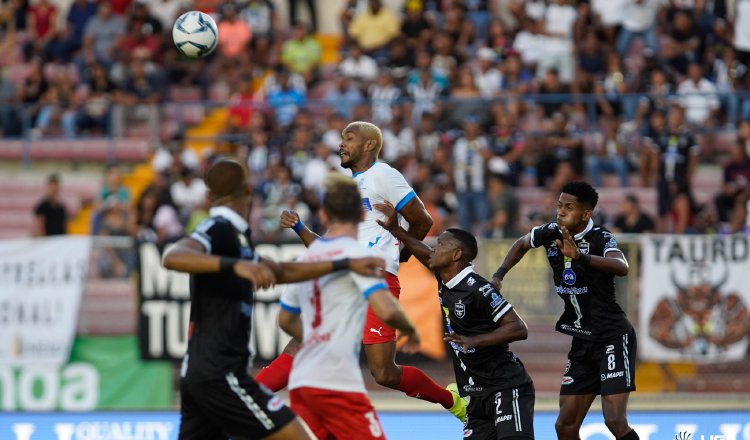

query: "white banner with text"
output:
639 234 750 362
0 236 92 366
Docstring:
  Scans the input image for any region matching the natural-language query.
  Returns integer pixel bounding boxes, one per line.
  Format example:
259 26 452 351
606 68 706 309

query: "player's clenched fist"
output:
234 261 276 289
280 210 301 229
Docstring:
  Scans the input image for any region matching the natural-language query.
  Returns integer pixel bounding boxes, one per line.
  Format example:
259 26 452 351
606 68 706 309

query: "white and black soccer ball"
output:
172 11 218 58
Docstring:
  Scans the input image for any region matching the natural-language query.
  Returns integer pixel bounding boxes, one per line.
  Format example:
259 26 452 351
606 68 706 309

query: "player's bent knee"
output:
368 365 400 388
604 416 630 437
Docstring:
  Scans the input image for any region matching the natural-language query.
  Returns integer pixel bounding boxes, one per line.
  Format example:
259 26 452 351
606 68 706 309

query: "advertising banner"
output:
1 410 749 440
138 241 448 362
0 336 172 411
639 234 750 362
0 236 92 367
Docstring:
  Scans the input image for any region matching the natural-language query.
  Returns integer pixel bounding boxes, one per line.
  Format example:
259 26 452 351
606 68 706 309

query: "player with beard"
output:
375 200 536 440
256 121 468 421
491 181 638 440
162 159 385 440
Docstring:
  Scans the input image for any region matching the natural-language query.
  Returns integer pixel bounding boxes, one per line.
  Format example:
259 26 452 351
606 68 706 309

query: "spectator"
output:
239 0 278 43
321 112 346 152
217 3 252 67
400 0 432 48
323 72 363 117
407 66 443 124
537 69 571 118
96 195 136 278
267 69 306 128
713 47 746 124
715 142 750 224
536 112 583 187
288 0 316 32
281 21 321 84
414 112 440 162
81 1 126 63
500 49 533 95
338 43 378 85
170 166 207 222
473 47 502 98
677 62 720 126
18 60 48 132
616 0 659 57
486 170 519 238
453 117 490 235
591 0 627 43
648 106 700 233
732 0 750 65
144 0 182 31
447 66 484 126
33 173 67 236
538 0 577 83
381 111 415 167
612 193 656 233
302 141 342 194
152 133 200 175
26 0 56 56
488 109 525 186
112 58 163 138
368 69 400 125
44 0 96 62
73 62 114 135
348 0 400 57
587 120 631 187
662 9 701 75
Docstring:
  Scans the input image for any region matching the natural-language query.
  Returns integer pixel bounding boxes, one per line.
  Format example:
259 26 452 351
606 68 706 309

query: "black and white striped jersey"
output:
529 219 632 342
437 267 532 397
182 206 258 382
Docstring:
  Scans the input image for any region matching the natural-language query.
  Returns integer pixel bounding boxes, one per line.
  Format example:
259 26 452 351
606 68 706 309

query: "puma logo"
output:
370 327 383 336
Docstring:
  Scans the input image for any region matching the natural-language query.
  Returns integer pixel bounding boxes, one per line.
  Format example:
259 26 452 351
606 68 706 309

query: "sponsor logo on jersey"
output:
555 285 588 294
548 223 557 229
606 237 618 250
463 429 473 437
368 236 382 248
577 241 589 255
496 414 513 423
490 292 503 308
548 246 559 257
601 371 624 381
268 395 284 411
563 268 577 285
454 300 466 318
362 197 373 211
561 376 574 385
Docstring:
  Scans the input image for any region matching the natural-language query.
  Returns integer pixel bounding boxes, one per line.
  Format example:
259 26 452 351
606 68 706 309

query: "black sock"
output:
617 429 639 440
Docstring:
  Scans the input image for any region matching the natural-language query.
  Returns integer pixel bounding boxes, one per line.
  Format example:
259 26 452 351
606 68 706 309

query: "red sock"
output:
254 353 293 392
396 366 454 409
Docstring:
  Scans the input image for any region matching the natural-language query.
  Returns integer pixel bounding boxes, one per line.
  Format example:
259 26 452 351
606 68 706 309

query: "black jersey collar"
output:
210 206 249 232
445 265 475 289
573 219 594 241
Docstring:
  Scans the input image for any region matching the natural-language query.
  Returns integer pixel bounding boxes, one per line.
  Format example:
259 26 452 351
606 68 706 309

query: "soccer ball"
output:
172 11 218 58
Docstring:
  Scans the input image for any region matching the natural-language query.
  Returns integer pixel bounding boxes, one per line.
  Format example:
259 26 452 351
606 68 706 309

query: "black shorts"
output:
560 328 637 396
463 382 535 440
179 372 296 440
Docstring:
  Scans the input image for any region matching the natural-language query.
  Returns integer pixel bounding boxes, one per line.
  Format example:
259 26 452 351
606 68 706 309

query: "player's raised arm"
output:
260 256 385 283
375 201 433 268
162 238 276 289
444 309 528 351
491 233 533 291
397 196 433 262
280 210 320 247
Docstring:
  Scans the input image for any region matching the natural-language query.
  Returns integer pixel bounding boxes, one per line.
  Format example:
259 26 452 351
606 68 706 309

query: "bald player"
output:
257 122 469 421
163 159 386 440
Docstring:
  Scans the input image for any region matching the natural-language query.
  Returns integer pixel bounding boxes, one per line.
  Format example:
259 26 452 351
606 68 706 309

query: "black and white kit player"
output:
492 181 638 440
375 202 535 440
163 159 386 440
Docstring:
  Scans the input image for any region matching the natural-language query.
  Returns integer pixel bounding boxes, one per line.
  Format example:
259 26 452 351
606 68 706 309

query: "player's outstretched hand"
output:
397 330 421 354
349 257 386 277
234 261 276 289
556 226 580 260
374 201 398 231
444 331 476 352
280 210 300 229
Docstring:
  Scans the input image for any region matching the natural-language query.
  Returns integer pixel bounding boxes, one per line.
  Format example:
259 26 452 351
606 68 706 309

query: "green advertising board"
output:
0 336 173 411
